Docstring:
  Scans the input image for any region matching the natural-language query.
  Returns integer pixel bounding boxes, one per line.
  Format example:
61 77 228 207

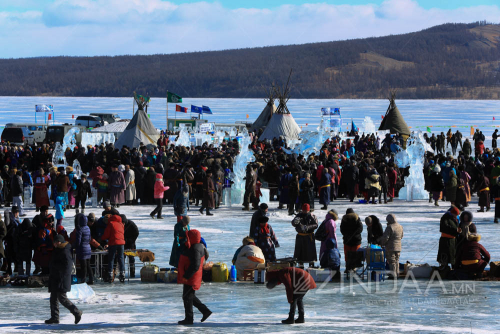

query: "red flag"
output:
381 115 384 119
72 115 74 119
176 105 187 113
48 114 52 120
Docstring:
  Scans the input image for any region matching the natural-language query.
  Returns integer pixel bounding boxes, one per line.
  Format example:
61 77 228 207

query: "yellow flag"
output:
470 126 474 136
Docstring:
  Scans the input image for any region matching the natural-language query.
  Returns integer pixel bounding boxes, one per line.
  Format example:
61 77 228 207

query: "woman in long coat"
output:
288 173 300 215
387 164 398 202
66 166 76 208
253 216 279 262
318 169 331 210
437 206 461 268
108 166 126 206
125 166 136 204
200 170 215 215
34 168 50 210
299 173 314 210
446 170 458 205
459 165 471 203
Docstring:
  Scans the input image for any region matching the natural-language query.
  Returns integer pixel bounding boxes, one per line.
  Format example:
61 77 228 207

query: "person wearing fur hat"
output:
378 214 404 279
456 233 490 277
291 203 318 268
249 203 268 237
45 234 83 325
150 173 170 219
437 206 462 269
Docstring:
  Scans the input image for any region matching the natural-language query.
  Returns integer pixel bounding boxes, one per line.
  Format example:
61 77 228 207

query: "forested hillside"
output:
1 22 499 99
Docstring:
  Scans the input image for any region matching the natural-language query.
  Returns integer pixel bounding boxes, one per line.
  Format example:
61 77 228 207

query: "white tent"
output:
92 120 130 133
114 110 160 149
259 113 301 141
250 100 276 132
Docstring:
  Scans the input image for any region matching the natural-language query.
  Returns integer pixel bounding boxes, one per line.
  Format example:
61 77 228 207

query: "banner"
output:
176 105 188 113
35 104 53 112
202 105 213 114
199 123 215 132
321 107 340 116
167 91 182 103
191 105 203 114
351 120 358 132
330 119 342 128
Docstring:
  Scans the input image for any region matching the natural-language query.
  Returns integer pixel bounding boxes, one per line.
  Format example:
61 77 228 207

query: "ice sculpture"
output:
229 128 255 205
175 124 191 147
361 116 376 134
81 132 115 152
283 117 331 156
63 127 80 152
395 131 434 201
52 142 67 167
72 159 82 179
67 283 95 301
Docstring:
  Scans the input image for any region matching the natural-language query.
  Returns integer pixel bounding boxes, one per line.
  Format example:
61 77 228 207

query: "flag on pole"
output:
176 105 188 113
167 92 182 103
351 120 358 132
426 126 431 133
381 115 384 120
191 105 203 114
470 126 474 136
202 106 212 114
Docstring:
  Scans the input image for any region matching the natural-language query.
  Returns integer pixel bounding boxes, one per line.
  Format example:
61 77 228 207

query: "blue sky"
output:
0 0 498 58
1 0 497 10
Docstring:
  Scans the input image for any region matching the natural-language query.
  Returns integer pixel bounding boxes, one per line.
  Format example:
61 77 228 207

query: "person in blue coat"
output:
319 238 341 273
318 168 331 210
278 169 293 210
173 184 190 222
72 213 93 285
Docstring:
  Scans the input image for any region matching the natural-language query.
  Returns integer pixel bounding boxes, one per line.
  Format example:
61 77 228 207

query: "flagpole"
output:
166 91 169 132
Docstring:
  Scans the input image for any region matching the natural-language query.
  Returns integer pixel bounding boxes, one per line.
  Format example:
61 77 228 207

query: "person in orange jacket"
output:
101 214 125 283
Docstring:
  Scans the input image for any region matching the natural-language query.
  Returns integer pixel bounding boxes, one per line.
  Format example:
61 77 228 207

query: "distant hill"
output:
1 22 499 99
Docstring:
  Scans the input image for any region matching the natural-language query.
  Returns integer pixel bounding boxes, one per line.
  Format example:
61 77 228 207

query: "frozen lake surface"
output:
1 197 500 333
1 96 500 135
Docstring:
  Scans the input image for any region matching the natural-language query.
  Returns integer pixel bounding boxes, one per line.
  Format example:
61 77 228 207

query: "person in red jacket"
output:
266 267 317 324
150 173 169 219
457 233 490 276
101 215 125 283
177 229 211 325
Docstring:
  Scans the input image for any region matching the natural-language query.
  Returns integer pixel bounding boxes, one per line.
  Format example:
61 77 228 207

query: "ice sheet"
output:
1 197 500 333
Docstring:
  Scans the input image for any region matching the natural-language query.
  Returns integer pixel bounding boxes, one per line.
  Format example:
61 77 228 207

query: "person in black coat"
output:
365 215 383 245
75 174 92 214
343 161 359 202
378 164 389 204
291 204 318 267
145 167 157 205
134 163 146 204
45 234 83 325
120 214 139 278
250 203 268 236
13 218 34 275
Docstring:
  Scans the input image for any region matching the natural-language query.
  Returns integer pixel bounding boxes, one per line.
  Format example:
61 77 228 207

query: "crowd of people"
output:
0 126 496 324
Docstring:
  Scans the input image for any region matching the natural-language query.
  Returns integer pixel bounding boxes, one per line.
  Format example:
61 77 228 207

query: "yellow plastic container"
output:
211 262 229 282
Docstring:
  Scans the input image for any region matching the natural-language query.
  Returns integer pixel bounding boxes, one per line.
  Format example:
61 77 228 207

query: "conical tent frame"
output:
274 69 292 115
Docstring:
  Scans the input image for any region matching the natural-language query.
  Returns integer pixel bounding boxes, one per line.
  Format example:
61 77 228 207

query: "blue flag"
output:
351 120 358 132
202 105 213 114
191 105 203 114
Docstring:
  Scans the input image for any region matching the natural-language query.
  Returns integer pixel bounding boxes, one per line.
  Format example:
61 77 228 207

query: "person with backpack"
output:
319 238 341 275
316 210 338 260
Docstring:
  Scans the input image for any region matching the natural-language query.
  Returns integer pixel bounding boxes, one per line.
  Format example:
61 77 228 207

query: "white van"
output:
5 123 48 143
90 113 120 124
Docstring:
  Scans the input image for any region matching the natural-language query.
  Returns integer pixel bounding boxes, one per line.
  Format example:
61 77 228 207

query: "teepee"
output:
114 109 160 149
379 92 411 137
249 87 277 132
259 70 301 141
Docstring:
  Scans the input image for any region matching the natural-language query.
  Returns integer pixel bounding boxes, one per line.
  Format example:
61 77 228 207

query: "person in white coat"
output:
125 165 136 205
232 237 265 280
